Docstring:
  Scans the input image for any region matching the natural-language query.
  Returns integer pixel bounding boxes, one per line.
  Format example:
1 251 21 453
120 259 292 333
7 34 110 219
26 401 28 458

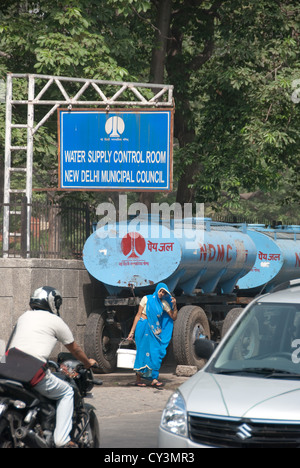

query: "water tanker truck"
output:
83 218 300 372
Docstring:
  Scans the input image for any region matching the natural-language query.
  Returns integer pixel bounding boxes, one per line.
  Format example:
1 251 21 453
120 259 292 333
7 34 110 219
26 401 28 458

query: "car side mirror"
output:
194 339 218 360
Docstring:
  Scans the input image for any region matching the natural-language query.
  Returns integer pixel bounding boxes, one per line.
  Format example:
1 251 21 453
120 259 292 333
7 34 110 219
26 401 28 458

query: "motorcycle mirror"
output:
194 338 218 360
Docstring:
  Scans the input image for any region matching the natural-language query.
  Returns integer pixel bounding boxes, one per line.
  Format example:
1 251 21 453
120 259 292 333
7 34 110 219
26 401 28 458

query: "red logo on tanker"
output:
121 232 146 258
120 232 148 266
119 232 174 266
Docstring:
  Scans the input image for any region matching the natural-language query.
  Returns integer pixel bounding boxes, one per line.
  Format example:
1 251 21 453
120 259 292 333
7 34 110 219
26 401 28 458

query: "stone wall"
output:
0 258 105 357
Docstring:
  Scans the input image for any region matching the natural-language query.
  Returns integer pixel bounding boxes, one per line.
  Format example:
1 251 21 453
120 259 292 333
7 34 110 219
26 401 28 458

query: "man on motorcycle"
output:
8 286 97 448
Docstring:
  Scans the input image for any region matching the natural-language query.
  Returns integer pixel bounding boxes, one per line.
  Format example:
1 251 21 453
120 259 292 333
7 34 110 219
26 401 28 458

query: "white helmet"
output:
29 286 62 316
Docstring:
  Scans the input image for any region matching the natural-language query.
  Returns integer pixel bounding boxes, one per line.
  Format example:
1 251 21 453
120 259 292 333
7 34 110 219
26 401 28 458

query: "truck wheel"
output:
84 310 121 373
221 308 243 338
172 305 211 368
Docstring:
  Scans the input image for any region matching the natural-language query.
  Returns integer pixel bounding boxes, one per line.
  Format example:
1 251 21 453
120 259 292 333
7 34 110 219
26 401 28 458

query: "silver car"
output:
159 280 300 448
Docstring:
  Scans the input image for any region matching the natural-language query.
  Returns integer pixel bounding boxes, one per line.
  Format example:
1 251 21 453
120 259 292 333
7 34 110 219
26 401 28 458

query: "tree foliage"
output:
166 0 300 209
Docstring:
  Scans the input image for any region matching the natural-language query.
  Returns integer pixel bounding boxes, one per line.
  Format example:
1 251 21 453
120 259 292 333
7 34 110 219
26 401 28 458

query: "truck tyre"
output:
221 307 243 338
172 305 211 368
84 310 121 373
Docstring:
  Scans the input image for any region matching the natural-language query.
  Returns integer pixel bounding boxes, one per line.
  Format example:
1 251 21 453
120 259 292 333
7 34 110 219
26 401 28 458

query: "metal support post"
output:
26 75 35 257
3 74 12 257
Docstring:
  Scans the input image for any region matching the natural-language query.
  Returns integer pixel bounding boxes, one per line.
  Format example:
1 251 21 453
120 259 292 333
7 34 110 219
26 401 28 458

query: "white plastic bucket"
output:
117 348 136 369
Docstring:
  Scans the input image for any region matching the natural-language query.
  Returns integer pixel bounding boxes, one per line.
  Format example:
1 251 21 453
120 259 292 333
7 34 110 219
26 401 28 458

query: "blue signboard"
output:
58 109 173 191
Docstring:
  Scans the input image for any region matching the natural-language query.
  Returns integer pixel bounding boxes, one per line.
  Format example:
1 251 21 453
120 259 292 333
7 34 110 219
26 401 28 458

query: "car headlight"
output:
160 390 187 437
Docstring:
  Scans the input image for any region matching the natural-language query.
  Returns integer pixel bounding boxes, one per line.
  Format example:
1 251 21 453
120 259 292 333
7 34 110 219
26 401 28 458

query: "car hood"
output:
180 371 300 421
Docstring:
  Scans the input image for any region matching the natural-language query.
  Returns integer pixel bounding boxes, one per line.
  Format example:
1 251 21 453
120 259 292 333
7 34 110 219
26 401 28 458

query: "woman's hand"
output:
169 297 178 320
127 304 143 340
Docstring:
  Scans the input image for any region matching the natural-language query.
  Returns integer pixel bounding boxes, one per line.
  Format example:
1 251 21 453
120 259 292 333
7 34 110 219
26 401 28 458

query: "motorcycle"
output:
0 353 102 448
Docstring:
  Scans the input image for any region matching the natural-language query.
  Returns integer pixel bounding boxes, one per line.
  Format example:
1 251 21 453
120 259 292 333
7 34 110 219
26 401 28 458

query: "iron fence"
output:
0 199 94 259
2 198 297 259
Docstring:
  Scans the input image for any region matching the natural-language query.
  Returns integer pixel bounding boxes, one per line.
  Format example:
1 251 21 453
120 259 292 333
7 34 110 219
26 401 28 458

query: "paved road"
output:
90 367 189 448
95 386 173 448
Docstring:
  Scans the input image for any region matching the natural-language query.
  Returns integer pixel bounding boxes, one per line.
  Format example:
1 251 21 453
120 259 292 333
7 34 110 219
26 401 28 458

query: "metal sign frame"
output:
58 107 174 192
3 73 174 257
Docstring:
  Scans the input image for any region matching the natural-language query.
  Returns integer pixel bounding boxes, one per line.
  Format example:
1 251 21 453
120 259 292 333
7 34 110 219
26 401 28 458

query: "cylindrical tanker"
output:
237 225 300 293
83 219 300 373
83 218 257 295
83 221 182 293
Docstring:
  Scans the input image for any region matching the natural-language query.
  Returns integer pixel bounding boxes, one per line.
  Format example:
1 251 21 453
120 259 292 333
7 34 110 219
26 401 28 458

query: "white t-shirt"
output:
9 310 74 362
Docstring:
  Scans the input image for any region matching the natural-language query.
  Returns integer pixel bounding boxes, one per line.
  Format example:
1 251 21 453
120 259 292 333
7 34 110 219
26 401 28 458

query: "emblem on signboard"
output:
105 116 125 137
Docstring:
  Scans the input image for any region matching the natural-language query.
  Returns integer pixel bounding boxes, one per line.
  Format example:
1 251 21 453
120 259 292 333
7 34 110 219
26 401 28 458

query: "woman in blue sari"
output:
128 283 177 388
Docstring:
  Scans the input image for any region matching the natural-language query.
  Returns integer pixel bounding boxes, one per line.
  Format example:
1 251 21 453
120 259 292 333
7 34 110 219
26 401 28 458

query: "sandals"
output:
134 380 164 389
151 380 164 389
134 372 164 389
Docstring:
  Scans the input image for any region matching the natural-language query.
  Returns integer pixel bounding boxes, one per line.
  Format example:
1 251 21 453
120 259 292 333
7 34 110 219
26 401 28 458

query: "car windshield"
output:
207 301 300 379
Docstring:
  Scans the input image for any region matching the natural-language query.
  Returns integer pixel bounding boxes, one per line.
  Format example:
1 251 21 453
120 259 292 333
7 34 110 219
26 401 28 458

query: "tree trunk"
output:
166 3 220 206
150 0 172 84
138 0 173 209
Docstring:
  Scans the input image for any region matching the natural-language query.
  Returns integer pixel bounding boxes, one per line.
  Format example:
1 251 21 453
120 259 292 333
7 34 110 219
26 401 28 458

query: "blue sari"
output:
133 283 174 380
